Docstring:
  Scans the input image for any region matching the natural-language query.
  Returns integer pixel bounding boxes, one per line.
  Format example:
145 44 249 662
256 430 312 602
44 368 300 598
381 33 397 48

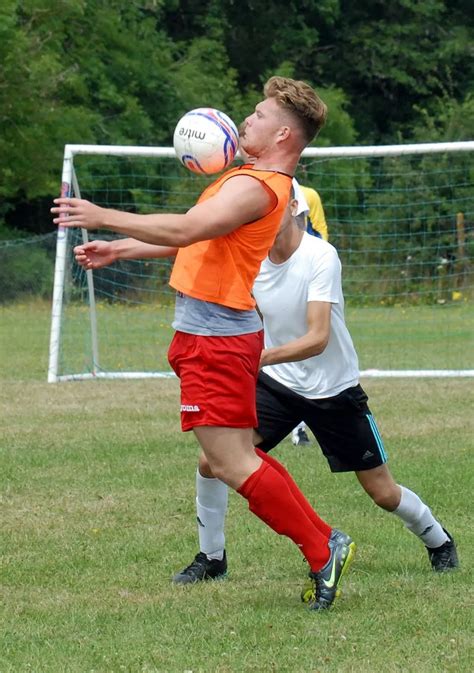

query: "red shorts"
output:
168 330 264 431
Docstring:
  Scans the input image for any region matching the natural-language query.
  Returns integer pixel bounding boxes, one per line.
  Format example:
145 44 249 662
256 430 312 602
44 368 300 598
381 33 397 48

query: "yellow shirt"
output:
300 185 328 241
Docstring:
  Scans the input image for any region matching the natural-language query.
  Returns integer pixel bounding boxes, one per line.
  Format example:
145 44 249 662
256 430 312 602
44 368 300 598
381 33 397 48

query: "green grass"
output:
1 303 473 672
1 300 473 382
346 302 474 370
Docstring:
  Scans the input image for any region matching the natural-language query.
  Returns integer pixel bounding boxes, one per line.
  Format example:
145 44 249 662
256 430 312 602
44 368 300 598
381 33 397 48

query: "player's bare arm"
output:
52 175 274 247
74 238 178 271
259 300 331 367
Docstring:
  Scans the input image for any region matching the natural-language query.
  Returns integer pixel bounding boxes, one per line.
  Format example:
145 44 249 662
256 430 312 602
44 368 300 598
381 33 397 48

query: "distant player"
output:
173 190 459 593
299 184 328 241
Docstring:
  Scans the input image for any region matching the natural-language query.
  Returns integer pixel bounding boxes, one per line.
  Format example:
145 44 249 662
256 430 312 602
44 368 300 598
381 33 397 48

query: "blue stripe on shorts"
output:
366 413 387 463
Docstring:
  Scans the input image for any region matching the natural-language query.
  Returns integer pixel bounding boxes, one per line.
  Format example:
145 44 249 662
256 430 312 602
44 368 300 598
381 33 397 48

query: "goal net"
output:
48 142 474 382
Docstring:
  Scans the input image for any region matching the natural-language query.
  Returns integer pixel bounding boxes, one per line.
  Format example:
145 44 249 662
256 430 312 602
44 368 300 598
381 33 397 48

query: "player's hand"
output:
51 198 105 229
73 241 116 270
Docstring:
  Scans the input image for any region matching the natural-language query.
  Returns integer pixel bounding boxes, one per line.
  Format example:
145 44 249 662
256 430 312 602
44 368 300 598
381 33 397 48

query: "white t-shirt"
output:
292 178 309 216
253 232 359 399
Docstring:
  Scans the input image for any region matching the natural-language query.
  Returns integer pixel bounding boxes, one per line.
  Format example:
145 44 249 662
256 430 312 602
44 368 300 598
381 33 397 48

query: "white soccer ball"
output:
173 108 239 175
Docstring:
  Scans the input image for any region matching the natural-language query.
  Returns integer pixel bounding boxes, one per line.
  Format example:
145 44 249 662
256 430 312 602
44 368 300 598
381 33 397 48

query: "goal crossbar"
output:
63 140 474 159
48 141 474 382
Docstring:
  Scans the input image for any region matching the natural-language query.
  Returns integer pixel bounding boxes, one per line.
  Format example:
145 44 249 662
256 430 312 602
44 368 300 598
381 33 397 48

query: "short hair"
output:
263 76 327 145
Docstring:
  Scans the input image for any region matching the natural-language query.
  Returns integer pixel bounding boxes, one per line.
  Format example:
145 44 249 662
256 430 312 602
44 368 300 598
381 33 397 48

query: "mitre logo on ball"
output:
177 127 206 141
173 107 239 175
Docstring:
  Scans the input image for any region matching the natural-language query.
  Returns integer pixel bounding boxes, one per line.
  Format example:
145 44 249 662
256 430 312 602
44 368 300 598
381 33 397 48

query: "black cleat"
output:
427 529 459 572
307 538 355 611
292 427 311 446
172 551 227 585
301 529 356 603
330 528 355 549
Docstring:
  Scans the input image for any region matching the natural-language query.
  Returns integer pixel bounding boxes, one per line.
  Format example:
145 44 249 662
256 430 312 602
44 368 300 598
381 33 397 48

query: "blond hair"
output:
263 76 327 145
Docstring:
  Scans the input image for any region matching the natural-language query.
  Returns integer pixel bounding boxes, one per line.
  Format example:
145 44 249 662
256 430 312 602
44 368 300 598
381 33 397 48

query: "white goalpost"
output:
48 141 474 382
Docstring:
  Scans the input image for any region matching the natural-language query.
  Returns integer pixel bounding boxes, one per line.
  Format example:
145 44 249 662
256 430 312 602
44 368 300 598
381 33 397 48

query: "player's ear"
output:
290 198 298 216
276 125 291 143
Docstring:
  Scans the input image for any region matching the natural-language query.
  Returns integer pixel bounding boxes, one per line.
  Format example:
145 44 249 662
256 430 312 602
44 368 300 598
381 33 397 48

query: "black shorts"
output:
255 372 388 473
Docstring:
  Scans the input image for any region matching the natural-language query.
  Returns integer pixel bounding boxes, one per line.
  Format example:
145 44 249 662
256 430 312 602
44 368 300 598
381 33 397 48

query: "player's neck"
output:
252 148 300 176
269 223 304 264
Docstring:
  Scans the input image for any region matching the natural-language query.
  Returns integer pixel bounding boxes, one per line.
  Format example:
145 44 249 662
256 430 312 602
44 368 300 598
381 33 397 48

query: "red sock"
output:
237 461 330 571
255 448 332 539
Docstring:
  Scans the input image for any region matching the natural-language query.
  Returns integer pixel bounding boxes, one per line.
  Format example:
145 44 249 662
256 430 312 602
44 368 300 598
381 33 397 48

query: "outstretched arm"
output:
74 238 178 271
259 300 331 367
51 175 274 247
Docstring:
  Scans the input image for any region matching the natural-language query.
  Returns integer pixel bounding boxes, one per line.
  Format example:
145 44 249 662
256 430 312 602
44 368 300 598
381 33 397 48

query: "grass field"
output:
1 301 473 672
2 300 473 381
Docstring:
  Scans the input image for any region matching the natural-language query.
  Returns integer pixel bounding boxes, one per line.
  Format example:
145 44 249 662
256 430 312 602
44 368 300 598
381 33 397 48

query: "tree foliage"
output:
0 0 472 234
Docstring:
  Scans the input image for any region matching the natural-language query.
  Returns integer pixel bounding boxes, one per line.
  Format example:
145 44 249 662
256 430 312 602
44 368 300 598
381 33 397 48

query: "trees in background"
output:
0 0 472 235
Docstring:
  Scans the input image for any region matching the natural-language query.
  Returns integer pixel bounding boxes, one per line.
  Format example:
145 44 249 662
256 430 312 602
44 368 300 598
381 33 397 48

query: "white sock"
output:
393 485 449 548
196 470 228 560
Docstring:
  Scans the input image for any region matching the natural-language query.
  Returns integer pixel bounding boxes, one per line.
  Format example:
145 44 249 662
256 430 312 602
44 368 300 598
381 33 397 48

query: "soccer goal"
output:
48 141 474 382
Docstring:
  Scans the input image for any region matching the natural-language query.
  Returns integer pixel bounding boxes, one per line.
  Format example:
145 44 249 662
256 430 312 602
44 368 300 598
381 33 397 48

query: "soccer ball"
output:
173 108 239 175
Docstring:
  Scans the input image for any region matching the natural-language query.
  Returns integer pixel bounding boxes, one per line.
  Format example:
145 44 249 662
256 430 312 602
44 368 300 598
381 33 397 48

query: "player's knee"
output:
358 466 401 511
369 485 400 511
205 463 233 487
198 453 214 478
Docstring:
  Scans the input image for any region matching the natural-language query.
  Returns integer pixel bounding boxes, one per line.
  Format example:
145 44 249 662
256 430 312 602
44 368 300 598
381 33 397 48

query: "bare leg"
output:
355 464 401 511
356 464 450 550
195 432 331 560
193 426 260 489
193 425 331 571
198 450 215 478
